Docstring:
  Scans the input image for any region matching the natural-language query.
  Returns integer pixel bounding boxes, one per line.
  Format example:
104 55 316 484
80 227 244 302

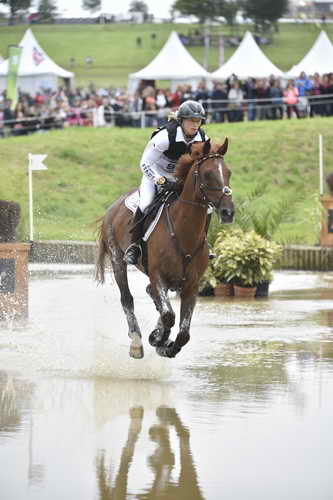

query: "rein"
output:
163 152 232 281
165 202 207 281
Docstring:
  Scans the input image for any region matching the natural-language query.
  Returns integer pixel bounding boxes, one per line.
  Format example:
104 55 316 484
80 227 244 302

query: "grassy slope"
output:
1 118 332 243
0 23 332 86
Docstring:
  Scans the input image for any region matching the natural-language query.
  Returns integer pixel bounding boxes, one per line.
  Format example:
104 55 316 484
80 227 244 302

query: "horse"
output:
96 138 235 359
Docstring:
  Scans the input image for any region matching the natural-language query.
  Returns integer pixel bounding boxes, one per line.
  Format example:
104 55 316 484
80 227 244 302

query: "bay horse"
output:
96 138 234 359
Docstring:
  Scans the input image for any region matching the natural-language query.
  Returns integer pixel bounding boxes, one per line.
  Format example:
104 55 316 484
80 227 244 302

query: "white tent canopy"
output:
210 31 284 80
128 31 209 93
287 31 333 77
0 28 74 95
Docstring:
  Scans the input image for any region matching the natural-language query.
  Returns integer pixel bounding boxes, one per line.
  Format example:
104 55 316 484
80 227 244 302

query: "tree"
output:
172 0 241 25
82 0 101 13
129 1 149 21
171 0 217 24
0 0 32 24
129 1 148 14
37 0 57 23
242 0 289 31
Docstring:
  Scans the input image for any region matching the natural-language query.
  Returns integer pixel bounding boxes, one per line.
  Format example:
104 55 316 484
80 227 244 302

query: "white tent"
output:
287 30 333 77
0 28 74 95
210 31 284 80
128 31 209 93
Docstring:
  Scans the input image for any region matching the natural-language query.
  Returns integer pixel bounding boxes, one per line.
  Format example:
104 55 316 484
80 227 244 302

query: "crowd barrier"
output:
1 93 333 137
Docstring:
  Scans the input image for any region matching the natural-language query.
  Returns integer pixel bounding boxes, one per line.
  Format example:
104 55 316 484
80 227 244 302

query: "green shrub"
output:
210 229 282 287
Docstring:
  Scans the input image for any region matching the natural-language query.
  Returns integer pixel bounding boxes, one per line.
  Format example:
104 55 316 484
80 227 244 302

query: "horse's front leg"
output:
147 280 175 348
156 285 197 358
110 247 144 359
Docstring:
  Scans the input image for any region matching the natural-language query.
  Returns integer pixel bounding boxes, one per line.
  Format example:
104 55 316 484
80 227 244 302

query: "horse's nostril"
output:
221 208 233 217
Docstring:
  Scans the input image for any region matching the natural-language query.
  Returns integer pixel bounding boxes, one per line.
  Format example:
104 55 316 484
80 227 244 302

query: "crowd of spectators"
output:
1 71 333 137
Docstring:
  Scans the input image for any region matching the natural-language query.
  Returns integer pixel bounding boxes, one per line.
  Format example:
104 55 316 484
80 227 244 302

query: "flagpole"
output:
319 134 324 196
28 154 34 241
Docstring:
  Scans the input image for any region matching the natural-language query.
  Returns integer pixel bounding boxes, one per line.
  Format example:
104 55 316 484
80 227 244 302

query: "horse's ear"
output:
218 137 228 156
203 139 211 156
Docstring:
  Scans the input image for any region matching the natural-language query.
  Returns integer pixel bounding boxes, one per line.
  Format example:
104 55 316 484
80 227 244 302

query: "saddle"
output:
125 190 177 241
125 190 177 273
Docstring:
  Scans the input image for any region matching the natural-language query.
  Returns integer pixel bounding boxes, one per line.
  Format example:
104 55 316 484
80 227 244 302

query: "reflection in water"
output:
141 407 204 500
96 407 144 500
190 336 333 416
0 371 33 434
96 406 204 500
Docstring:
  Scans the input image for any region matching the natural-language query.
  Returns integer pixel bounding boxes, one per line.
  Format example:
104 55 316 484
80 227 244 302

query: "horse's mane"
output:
174 141 221 188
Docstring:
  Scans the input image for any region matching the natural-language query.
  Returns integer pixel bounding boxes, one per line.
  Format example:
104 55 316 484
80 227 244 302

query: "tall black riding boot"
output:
205 213 216 260
124 208 145 265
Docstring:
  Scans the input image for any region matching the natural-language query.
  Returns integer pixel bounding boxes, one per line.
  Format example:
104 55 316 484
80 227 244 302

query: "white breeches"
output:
138 174 214 214
138 175 156 212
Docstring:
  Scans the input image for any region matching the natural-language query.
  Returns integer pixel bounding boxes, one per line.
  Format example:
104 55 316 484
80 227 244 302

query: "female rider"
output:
124 100 209 265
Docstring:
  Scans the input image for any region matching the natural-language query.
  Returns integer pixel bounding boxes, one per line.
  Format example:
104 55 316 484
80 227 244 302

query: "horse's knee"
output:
162 310 175 329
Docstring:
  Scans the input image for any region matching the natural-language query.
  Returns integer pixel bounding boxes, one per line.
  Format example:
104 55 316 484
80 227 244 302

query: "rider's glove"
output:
156 176 178 192
160 181 179 192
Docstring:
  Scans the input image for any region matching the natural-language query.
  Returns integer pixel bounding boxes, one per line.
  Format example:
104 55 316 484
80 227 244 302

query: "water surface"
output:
0 268 332 499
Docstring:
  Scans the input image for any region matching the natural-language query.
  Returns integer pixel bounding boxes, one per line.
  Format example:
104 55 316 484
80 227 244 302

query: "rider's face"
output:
182 118 202 137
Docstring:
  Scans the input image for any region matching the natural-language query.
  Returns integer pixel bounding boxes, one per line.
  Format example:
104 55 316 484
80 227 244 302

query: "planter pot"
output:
233 285 256 298
255 280 270 298
198 284 214 296
214 282 234 297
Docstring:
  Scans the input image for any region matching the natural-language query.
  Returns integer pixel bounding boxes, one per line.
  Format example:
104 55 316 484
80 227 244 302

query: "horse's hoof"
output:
130 335 144 359
149 329 160 347
149 329 170 347
156 340 176 358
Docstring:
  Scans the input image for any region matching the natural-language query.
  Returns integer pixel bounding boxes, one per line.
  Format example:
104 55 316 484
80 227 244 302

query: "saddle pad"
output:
124 190 165 242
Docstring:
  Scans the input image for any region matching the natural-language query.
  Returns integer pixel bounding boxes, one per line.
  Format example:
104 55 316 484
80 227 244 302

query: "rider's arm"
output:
140 129 169 183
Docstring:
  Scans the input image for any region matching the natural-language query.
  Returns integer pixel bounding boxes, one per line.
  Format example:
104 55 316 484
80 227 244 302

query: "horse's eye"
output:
223 186 232 196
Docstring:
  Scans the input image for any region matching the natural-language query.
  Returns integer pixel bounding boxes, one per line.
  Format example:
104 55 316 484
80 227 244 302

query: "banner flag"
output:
28 153 48 171
7 45 22 110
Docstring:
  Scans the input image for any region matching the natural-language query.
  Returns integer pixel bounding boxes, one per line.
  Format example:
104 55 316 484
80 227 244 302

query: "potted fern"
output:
210 229 282 298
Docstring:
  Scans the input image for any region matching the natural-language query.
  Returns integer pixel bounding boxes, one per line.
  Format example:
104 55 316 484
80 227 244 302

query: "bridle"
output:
189 153 233 210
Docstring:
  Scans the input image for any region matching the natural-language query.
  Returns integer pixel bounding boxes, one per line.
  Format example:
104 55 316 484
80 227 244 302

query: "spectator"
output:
284 80 299 119
227 80 243 122
295 71 312 118
255 79 270 120
155 89 169 126
308 73 322 117
243 77 257 121
211 81 228 123
269 78 284 119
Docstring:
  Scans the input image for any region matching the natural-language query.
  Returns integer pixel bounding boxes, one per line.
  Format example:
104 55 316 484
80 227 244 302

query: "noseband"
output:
193 153 233 208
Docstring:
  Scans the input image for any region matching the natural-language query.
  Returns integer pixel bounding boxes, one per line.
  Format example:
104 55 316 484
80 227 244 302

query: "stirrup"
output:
124 243 142 264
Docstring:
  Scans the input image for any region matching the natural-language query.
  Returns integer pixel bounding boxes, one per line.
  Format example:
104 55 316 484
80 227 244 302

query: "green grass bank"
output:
1 118 332 244
0 22 332 87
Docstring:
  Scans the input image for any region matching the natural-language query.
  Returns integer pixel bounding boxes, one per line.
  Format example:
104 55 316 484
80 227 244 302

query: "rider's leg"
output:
205 209 216 260
124 176 155 265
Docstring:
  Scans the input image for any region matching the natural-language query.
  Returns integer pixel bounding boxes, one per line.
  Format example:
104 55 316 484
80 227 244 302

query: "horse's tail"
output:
95 215 110 285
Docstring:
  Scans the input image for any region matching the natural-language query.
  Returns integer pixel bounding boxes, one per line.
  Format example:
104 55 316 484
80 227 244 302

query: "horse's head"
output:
188 138 235 224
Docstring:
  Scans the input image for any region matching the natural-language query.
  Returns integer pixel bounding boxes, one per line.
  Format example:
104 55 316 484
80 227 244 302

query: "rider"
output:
124 100 209 265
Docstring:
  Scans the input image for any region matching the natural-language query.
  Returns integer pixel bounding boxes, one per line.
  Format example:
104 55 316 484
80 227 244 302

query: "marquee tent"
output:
210 31 284 80
287 30 333 77
128 31 209 93
0 28 74 95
